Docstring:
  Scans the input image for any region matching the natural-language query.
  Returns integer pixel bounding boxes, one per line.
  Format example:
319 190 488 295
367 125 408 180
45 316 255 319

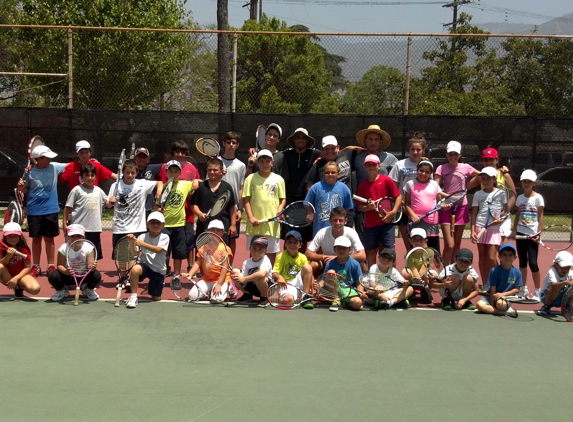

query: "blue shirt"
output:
305 180 353 236
487 265 523 293
26 162 67 216
324 257 362 288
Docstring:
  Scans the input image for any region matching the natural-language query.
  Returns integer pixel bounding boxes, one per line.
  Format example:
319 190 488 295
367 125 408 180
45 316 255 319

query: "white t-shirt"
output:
515 193 545 236
472 189 499 229
65 185 108 232
58 241 96 271
109 179 157 234
220 157 246 208
439 263 479 282
389 159 419 195
308 227 364 256
368 264 404 284
137 232 170 275
241 255 273 284
542 266 573 291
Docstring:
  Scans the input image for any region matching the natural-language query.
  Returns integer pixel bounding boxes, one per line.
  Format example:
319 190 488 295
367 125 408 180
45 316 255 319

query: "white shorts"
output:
246 235 280 253
277 273 304 300
188 280 229 302
499 219 512 238
383 288 402 300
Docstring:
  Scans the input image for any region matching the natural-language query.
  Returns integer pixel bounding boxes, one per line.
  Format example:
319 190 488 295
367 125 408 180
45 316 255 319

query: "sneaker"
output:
237 293 253 303
82 287 99 301
464 302 476 311
505 307 518 318
14 288 24 298
46 264 56 275
171 275 182 291
393 299 409 309
210 297 224 305
329 300 341 312
535 304 551 315
375 300 390 310
441 298 452 311
126 295 138 308
303 301 314 309
257 298 269 308
518 286 529 298
480 284 490 295
228 287 238 299
30 265 41 278
419 288 433 304
51 288 69 302
531 288 541 302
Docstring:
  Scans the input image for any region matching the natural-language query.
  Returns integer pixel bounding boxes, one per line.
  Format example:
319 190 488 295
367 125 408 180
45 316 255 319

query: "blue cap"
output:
499 243 516 254
285 230 302 242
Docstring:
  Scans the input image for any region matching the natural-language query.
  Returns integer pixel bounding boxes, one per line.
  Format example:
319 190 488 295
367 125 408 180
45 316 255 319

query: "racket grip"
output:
514 235 527 240
115 284 123 307
257 217 270 224
352 194 368 203
473 227 487 243
74 287 80 306
14 251 27 258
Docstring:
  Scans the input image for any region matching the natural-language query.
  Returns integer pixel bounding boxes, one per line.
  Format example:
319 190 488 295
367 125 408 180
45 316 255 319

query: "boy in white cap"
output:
59 140 116 191
232 235 273 304
48 224 101 302
510 169 544 300
17 145 66 277
536 251 573 315
124 212 170 308
243 149 286 265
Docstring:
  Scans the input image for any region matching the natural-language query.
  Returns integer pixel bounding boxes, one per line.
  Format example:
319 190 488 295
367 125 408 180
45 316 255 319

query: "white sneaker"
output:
125 295 138 308
82 287 99 301
518 286 529 298
51 288 69 301
532 288 541 301
228 287 237 299
505 307 518 318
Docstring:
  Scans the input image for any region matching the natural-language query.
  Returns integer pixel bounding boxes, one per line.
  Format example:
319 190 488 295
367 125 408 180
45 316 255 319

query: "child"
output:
366 248 412 309
431 248 479 311
471 166 503 283
124 212 170 309
192 157 237 246
231 236 273 304
272 230 313 309
400 227 434 303
434 140 480 264
63 163 108 260
0 222 40 298
356 154 402 268
183 220 233 304
535 251 573 316
59 140 116 191
243 149 286 265
18 145 67 277
324 235 364 311
404 160 447 251
476 243 522 318
510 169 544 300
48 224 101 302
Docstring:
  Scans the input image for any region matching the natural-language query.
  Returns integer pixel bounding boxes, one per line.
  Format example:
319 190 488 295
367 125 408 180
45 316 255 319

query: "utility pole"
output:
442 0 470 51
244 0 260 21
217 0 230 112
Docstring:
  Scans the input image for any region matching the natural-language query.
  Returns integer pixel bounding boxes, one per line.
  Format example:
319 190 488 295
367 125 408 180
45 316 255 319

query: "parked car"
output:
534 167 573 214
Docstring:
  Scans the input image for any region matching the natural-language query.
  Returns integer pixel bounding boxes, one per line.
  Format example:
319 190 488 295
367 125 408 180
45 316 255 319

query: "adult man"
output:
59 140 117 191
133 147 163 218
305 207 366 276
246 123 284 176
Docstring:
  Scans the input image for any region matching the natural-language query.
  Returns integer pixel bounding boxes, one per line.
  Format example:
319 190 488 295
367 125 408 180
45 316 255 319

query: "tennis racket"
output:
4 199 22 226
0 240 27 258
66 239 97 306
561 285 573 322
159 177 175 209
314 271 357 311
196 137 220 158
256 124 266 151
195 231 233 273
113 236 141 307
397 167 418 219
129 142 136 159
21 135 45 180
258 201 315 227
184 155 198 169
425 247 458 308
352 195 402 223
515 225 573 252
267 284 316 310
358 273 398 297
442 170 467 235
205 191 231 220
473 187 517 243
114 149 126 196
478 290 539 305
405 246 433 302
418 190 466 221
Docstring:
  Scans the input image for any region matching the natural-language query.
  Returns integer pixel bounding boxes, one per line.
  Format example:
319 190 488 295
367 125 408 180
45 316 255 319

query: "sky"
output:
188 0 573 33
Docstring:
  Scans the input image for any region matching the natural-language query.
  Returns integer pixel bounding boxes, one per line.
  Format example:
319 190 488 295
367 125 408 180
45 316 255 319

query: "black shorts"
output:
185 222 195 251
138 262 165 297
85 232 103 260
397 212 409 227
28 212 59 238
244 279 270 297
163 226 187 260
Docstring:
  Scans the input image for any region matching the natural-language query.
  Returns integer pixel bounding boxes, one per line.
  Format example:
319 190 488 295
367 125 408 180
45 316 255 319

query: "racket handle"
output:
115 284 123 307
514 235 528 240
352 194 368 203
12 250 27 258
74 287 80 306
473 227 487 243
257 217 270 224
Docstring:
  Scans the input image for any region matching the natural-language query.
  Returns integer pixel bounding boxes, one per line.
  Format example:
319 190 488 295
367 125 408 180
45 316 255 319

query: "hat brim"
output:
356 128 391 151
287 132 315 149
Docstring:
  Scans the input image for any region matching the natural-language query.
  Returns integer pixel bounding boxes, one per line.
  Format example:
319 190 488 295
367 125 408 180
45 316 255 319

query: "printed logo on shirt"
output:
169 191 184 207
287 263 301 277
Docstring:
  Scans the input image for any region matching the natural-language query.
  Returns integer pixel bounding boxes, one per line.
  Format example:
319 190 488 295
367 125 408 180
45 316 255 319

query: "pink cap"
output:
364 154 380 165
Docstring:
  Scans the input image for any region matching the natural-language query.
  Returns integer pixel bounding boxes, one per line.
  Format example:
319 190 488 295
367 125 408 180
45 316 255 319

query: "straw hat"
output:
287 127 315 148
356 125 391 150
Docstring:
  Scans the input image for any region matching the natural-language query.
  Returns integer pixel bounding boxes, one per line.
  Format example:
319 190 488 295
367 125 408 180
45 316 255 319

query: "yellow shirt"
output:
163 180 193 228
243 172 285 238
273 251 308 283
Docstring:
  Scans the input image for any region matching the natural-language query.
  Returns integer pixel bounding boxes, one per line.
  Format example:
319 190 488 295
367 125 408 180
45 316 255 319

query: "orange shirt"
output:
197 243 233 283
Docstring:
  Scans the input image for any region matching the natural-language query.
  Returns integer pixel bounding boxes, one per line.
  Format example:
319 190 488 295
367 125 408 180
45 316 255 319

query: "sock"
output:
387 299 394 307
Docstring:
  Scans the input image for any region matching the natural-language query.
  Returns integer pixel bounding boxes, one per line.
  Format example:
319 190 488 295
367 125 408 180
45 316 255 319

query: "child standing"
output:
232 236 273 304
18 146 67 277
431 248 479 311
243 149 286 265
510 169 544 300
63 163 108 260
356 154 402 268
124 212 170 308
324 236 364 311
366 248 412 309
0 222 40 297
536 251 573 316
476 243 522 318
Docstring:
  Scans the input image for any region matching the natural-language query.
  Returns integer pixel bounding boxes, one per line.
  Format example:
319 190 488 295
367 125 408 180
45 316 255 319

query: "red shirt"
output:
157 162 200 223
357 175 400 228
5 247 31 277
59 161 114 191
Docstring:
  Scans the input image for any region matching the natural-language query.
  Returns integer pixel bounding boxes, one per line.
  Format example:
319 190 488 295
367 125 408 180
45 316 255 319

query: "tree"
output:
236 15 332 113
341 65 404 114
16 0 191 110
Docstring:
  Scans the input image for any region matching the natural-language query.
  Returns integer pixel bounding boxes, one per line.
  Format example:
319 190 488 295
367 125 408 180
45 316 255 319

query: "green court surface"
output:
0 300 569 422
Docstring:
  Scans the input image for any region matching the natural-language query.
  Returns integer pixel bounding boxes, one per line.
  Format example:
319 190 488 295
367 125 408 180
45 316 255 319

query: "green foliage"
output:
236 15 332 113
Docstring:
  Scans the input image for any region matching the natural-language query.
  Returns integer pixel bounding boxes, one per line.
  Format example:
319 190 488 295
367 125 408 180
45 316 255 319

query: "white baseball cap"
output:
166 159 182 170
257 149 273 160
447 140 462 154
147 211 165 223
410 228 427 239
520 169 537 182
208 220 225 230
322 135 338 148
266 123 282 138
554 251 573 267
3 222 22 236
333 236 351 248
480 166 498 178
31 145 57 159
75 140 91 153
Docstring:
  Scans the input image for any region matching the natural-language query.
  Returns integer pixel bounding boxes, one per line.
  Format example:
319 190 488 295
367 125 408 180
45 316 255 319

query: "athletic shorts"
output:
397 211 409 227
246 235 280 253
540 288 565 309
438 204 470 225
85 232 103 260
338 285 360 304
185 222 195 251
478 295 512 309
28 212 59 238
138 262 165 297
362 224 395 250
162 226 187 260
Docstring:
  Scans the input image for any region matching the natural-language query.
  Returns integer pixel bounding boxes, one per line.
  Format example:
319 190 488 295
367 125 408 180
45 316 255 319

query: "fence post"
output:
403 35 412 117
232 33 237 113
67 28 73 109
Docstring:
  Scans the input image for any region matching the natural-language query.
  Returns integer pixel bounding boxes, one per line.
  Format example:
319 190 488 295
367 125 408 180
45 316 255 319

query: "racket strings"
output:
198 139 219 156
196 234 227 265
67 241 94 275
284 205 311 225
444 172 466 193
210 193 230 216
378 198 394 213
114 240 139 271
443 190 465 205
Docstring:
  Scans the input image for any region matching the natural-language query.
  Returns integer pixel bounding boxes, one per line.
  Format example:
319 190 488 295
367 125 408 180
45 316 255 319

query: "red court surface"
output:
0 229 564 312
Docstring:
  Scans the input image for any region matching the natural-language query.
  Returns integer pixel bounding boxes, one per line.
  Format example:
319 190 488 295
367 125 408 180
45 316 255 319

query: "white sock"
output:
387 299 394 307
